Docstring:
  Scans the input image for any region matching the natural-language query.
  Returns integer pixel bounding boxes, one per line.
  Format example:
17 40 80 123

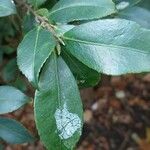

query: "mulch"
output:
1 74 150 150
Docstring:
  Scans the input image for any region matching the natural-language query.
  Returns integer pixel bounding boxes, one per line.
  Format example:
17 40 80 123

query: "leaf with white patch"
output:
34 53 83 150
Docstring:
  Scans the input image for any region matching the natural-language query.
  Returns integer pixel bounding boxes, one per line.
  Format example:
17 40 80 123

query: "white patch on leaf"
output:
54 103 81 139
116 1 129 10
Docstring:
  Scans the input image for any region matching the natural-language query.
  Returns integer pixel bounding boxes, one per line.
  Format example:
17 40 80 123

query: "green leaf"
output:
22 12 37 34
17 26 56 87
56 25 75 37
36 8 49 17
118 6 150 29
0 118 34 144
114 0 141 10
0 0 16 17
62 50 100 88
49 0 116 23
34 53 83 150
27 0 47 8
11 77 27 92
2 58 17 82
63 19 150 75
0 86 31 114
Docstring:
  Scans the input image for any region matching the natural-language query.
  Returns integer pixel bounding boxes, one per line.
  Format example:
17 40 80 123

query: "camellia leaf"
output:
17 26 56 87
118 6 150 29
27 0 47 8
34 53 83 150
63 19 150 75
0 118 34 144
0 86 31 114
62 50 100 88
0 0 16 17
48 0 116 23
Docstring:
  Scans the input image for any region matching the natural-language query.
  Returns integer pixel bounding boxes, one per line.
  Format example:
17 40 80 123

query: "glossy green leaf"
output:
63 19 150 75
118 6 150 29
0 0 16 17
49 0 116 23
27 0 47 8
0 86 31 114
62 50 100 88
34 53 83 150
0 118 34 144
17 26 56 87
2 58 17 82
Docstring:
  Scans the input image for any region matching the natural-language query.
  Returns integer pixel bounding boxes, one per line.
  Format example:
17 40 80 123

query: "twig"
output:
14 0 65 45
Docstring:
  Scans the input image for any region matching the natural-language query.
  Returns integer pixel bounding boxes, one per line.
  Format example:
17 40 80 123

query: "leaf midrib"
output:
63 36 150 54
54 54 63 148
33 26 41 84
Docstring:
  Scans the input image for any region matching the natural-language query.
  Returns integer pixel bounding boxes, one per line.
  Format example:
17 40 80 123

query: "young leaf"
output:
0 118 34 144
49 0 116 23
0 0 16 17
118 6 150 29
17 26 56 87
0 86 31 114
34 53 83 150
27 0 47 8
63 19 150 75
62 50 100 88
